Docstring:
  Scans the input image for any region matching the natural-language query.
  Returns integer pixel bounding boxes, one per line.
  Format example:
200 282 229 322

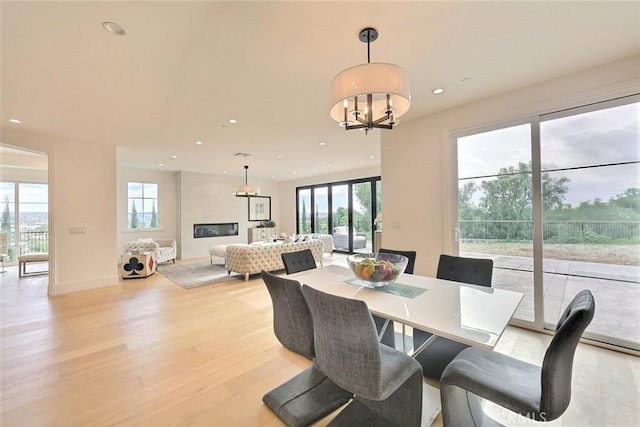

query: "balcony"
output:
1 231 49 264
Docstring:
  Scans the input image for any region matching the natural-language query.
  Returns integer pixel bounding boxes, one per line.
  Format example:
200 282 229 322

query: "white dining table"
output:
289 264 524 426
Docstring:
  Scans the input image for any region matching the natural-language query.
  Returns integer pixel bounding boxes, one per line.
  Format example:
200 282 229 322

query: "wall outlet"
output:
69 227 86 234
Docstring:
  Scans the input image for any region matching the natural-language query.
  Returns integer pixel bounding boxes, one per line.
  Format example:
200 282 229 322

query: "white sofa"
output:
298 233 334 255
123 238 177 264
225 239 323 281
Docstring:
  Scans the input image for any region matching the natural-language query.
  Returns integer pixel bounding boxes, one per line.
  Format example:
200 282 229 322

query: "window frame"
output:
126 181 160 230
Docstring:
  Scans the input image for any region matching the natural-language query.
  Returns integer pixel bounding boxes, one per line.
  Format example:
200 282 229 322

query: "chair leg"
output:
441 383 502 427
329 369 423 427
263 363 352 427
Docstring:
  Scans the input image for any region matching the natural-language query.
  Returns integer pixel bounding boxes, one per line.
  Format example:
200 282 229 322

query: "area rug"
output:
157 261 242 289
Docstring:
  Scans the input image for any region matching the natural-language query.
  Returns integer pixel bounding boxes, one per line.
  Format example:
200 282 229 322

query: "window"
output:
297 176 381 253
127 182 159 229
1 181 49 260
455 95 640 351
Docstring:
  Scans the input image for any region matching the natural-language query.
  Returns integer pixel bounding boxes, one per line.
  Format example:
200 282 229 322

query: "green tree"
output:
480 162 569 220
353 182 382 233
150 203 158 228
610 188 640 211
301 200 310 233
1 195 10 233
130 201 140 229
333 207 348 227
458 181 479 220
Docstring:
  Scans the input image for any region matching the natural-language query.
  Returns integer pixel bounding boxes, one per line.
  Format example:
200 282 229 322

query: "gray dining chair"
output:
261 271 351 427
374 248 417 348
281 249 317 274
413 254 494 378
302 285 423 427
440 289 595 426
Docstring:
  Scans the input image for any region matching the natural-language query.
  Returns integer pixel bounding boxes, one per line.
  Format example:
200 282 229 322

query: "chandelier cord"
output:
366 29 371 63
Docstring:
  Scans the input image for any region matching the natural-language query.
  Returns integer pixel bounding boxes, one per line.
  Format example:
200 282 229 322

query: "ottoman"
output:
209 245 228 265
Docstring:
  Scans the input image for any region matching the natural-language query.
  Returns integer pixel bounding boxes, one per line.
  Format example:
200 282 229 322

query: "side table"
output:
120 251 156 279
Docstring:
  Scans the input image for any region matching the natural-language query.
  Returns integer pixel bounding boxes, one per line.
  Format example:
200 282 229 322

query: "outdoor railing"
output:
20 231 49 253
459 220 640 243
1 231 49 261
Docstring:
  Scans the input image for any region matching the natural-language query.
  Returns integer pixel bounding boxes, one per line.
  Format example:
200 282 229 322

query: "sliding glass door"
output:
296 177 380 253
457 124 535 322
455 95 640 350
540 99 640 349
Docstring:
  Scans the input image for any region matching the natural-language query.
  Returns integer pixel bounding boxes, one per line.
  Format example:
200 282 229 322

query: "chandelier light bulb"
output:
329 27 410 134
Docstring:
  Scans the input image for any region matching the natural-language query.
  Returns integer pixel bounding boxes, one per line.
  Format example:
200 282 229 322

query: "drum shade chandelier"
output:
330 28 411 135
233 165 259 197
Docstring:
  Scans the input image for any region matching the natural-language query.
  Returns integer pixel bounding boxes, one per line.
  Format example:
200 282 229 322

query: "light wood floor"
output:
1 259 639 426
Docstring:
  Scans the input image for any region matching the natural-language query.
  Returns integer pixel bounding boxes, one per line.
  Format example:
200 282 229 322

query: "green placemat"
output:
344 278 427 299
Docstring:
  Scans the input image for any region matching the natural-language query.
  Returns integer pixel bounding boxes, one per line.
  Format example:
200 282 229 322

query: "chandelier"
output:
232 165 259 197
329 28 411 135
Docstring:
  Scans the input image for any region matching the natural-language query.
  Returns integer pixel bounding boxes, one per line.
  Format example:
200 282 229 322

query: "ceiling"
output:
2 1 639 182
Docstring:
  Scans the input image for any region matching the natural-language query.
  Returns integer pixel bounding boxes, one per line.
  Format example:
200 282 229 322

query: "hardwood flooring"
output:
1 258 639 426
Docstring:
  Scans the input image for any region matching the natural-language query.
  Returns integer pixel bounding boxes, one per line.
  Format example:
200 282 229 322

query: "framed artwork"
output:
248 196 271 221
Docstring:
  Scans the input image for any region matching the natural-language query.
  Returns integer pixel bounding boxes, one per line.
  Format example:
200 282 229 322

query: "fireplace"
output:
193 222 239 238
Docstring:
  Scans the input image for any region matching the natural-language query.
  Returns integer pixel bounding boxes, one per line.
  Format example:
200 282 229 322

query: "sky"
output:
457 101 639 207
1 182 49 213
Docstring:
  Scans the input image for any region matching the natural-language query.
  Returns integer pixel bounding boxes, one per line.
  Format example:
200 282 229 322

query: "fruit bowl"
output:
347 253 408 288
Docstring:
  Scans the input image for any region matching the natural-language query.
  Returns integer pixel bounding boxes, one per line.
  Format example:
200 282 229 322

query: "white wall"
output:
117 169 282 260
381 55 640 277
178 171 281 259
1 128 118 294
277 166 381 236
117 167 178 256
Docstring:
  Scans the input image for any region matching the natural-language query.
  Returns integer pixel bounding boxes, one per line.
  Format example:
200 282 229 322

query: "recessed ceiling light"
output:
271 176 276 179
369 155 374 159
223 170 227 174
8 118 21 124
319 142 327 146
276 155 283 159
228 119 237 124
158 163 164 167
433 88 445 95
171 155 178 159
102 21 126 36
195 140 203 145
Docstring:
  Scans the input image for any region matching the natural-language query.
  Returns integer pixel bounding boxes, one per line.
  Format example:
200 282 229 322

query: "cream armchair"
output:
123 238 176 264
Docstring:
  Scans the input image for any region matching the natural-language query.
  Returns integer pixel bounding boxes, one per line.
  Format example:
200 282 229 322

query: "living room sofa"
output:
225 239 323 281
123 238 177 264
299 233 334 255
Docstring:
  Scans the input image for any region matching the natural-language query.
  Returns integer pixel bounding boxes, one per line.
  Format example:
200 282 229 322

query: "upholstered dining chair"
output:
413 254 494 378
302 285 423 427
260 271 351 427
379 248 417 275
281 249 317 274
374 248 418 349
440 289 595 426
